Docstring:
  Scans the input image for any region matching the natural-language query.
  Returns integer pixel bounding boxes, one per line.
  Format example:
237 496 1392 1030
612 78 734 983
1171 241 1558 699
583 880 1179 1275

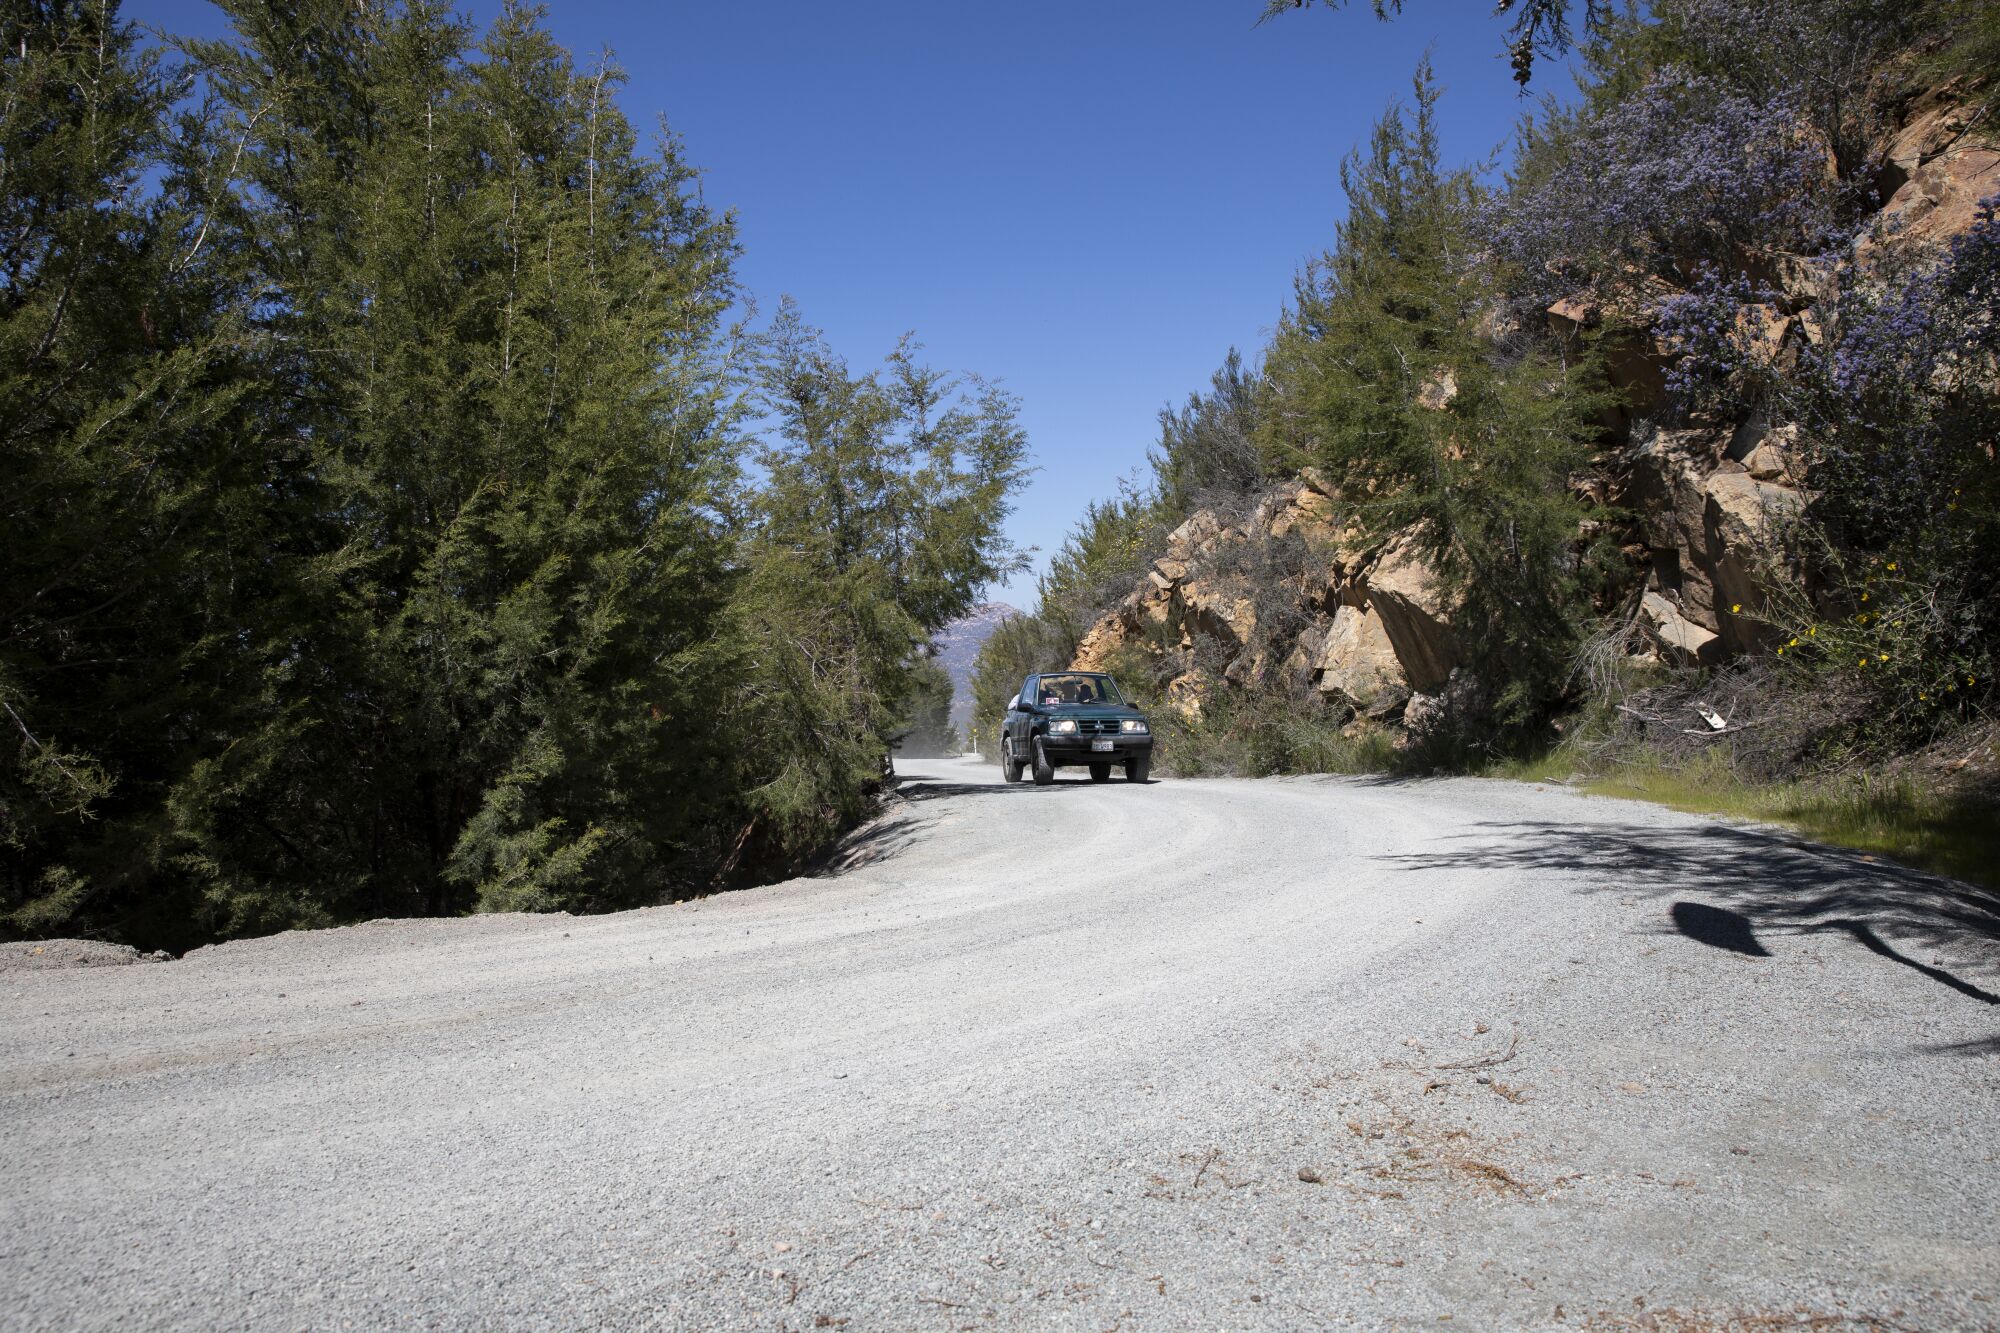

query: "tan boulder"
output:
1165 669 1213 719
1358 527 1456 693
1627 425 1728 628
1277 623 1327 692
1862 95 2000 265
1265 480 1342 540
1641 590 1722 666
1725 416 1804 485
1164 510 1225 562
1131 577 1171 628
1417 369 1458 412
1071 608 1130 673
1178 576 1257 652
1627 422 1804 654
1313 603 1411 717
1734 303 1794 372
1701 470 1804 655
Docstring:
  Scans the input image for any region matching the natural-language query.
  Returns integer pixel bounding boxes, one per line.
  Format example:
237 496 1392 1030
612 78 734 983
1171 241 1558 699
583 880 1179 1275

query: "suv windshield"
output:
1035 673 1124 707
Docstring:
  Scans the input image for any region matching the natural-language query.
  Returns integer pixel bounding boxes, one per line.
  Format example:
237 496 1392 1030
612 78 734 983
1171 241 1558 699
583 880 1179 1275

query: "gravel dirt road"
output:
4 756 1998 1330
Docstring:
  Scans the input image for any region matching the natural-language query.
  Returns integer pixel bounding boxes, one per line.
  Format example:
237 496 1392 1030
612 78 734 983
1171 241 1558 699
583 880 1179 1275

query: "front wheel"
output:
1002 737 1024 784
1032 737 1055 786
1088 763 1111 783
1124 757 1150 783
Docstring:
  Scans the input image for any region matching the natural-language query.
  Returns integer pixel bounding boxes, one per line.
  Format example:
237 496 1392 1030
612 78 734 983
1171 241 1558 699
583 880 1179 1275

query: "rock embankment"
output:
1072 91 1999 733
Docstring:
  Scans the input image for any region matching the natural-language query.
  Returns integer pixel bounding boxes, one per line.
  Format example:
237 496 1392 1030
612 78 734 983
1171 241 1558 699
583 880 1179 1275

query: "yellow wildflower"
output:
1886 562 1897 571
1861 592 1869 602
1730 603 1741 613
1879 653 1889 662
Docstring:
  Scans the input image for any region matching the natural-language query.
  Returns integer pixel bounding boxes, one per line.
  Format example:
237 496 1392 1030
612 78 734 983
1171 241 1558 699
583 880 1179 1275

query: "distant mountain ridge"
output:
934 602 1019 742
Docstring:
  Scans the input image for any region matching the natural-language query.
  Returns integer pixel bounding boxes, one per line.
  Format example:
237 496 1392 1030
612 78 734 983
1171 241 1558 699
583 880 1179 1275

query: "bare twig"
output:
1431 1027 1520 1071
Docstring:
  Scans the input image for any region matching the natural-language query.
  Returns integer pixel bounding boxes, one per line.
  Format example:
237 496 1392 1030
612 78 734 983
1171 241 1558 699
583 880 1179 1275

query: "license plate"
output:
1091 738 1115 752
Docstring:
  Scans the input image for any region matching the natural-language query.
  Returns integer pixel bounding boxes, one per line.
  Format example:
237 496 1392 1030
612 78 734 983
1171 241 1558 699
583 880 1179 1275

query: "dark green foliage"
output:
1153 349 1266 519
2 1 1026 947
1923 0 2000 130
894 658 959 758
1 0 265 941
733 302 1027 851
967 613 1071 758
161 0 749 929
1035 490 1165 646
1263 63 1613 732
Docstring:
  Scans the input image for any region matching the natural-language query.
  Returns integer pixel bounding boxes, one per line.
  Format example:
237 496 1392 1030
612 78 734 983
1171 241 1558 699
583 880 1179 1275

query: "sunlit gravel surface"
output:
4 756 1997 1330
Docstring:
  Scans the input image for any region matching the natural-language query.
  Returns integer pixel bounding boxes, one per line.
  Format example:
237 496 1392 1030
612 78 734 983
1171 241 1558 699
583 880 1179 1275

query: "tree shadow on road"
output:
891 772 1124 803
1381 819 2000 1016
810 770 1108 875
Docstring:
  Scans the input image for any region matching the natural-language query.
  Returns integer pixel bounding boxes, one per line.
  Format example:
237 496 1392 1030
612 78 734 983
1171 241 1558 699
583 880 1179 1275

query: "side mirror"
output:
1006 694 1019 712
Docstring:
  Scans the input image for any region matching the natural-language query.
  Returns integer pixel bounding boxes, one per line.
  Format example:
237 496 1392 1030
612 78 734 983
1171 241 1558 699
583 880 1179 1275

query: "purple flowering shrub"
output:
1647 0 1916 170
1488 0 1908 317
1490 72 1837 315
1773 196 2000 726
1653 266 1787 415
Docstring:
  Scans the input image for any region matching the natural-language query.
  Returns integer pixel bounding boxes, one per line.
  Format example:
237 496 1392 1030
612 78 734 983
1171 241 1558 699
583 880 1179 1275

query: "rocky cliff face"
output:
1071 94 1999 732
1071 475 1468 731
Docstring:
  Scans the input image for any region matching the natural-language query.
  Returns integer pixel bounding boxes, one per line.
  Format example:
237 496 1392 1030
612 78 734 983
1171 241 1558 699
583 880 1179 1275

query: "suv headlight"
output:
1050 718 1077 734
1122 719 1149 734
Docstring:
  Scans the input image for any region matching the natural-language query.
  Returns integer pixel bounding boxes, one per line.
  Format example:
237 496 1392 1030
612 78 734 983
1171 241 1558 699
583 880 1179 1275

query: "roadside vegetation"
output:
974 0 1997 881
1 1 1025 949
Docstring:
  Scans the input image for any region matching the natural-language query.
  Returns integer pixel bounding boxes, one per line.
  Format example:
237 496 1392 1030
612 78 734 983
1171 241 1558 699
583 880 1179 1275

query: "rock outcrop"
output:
1068 91 1992 733
1069 480 1458 725
1865 92 2000 264
1314 604 1409 717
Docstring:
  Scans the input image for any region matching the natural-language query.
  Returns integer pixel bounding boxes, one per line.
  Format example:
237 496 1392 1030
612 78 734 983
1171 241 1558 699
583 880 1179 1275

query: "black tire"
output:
1031 737 1055 786
1001 737 1024 784
1124 757 1150 783
1088 763 1111 783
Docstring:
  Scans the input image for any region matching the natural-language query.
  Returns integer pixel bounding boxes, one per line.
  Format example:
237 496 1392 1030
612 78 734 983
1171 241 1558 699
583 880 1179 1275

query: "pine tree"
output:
1261 61 1611 733
1 0 269 943
732 303 1026 856
166 0 746 927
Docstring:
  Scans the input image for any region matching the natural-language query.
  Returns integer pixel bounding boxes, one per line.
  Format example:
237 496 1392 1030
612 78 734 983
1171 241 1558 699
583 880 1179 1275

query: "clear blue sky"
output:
139 0 1569 609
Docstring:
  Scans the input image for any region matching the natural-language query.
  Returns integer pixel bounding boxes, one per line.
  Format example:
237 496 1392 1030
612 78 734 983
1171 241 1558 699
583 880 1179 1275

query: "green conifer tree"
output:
1 0 270 944
171 0 745 926
1261 61 1611 735
733 303 1026 854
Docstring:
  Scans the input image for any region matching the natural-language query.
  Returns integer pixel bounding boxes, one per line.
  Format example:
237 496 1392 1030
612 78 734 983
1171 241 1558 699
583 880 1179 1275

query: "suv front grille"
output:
1077 718 1120 737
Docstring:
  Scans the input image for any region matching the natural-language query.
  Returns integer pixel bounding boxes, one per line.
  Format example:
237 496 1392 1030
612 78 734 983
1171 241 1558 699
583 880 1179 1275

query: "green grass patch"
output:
1512 747 2000 891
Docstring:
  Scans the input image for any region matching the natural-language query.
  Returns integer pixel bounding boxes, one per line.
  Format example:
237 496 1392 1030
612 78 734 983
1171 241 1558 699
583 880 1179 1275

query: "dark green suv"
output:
1000 672 1154 785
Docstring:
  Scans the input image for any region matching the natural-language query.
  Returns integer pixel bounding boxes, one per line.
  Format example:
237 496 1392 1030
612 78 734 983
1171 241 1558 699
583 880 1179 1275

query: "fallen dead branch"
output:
1431 1027 1520 1071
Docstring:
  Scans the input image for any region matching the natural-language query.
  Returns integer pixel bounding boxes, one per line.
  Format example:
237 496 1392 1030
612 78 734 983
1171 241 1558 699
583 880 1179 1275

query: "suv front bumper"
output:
1041 734 1154 763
